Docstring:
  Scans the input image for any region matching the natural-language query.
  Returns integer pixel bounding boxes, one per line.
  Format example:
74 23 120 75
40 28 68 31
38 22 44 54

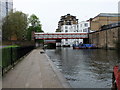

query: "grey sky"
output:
14 0 119 33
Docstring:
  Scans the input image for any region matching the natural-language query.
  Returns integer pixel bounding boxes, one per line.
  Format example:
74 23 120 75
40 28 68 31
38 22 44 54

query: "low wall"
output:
89 27 120 49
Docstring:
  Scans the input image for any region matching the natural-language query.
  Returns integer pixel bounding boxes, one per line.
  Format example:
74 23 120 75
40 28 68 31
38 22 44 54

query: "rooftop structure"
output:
97 13 120 17
89 13 120 31
57 14 78 31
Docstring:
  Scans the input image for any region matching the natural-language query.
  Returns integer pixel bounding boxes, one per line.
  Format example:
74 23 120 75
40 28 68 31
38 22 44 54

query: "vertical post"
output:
106 17 109 49
10 47 14 68
43 38 45 51
106 29 107 49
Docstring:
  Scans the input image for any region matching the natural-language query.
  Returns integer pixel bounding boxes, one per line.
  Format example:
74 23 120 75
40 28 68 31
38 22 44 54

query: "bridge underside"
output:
44 40 56 44
35 38 89 44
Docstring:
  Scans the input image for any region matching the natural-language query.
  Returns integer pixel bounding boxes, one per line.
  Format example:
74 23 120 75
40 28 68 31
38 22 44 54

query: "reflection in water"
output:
46 47 120 88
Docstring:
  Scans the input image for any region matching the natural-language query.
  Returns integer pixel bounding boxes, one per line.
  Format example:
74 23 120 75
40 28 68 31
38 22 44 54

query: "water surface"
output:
46 47 120 88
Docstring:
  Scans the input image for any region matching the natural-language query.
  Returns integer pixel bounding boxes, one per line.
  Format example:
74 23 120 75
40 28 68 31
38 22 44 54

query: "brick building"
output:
89 13 120 31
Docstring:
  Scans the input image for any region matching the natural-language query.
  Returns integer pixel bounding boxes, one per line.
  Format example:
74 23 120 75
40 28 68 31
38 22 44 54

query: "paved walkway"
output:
2 49 70 88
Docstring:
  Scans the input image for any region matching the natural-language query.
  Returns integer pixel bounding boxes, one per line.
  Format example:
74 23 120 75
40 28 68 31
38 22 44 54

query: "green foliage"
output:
56 29 61 32
28 14 43 32
2 11 28 41
27 14 43 41
2 45 19 48
26 26 33 41
35 39 44 43
2 11 44 41
28 14 39 27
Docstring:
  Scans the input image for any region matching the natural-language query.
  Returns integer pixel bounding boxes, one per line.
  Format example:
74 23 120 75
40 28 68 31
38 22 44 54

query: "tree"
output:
2 11 28 41
27 14 43 41
28 14 43 32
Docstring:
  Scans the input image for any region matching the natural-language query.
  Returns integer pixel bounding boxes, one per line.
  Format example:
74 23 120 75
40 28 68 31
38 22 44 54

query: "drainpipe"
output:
106 17 109 49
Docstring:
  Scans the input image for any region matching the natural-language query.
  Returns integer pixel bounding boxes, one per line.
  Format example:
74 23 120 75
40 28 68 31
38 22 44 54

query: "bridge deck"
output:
34 32 88 39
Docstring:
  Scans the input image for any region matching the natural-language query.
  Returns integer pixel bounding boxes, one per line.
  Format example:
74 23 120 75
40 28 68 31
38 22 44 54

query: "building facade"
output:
0 0 13 21
78 21 90 33
56 14 90 46
56 14 79 46
57 14 78 31
90 13 120 31
0 0 13 41
60 21 89 46
60 24 79 46
89 24 120 49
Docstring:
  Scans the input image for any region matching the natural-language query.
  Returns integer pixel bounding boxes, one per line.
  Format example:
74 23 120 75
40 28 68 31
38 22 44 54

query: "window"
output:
74 26 76 30
65 30 68 32
65 26 68 29
84 23 88 27
83 29 88 32
66 22 71 25
81 24 82 27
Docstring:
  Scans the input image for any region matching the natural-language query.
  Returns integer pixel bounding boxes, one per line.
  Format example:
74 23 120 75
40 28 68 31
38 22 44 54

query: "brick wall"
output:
89 27 120 49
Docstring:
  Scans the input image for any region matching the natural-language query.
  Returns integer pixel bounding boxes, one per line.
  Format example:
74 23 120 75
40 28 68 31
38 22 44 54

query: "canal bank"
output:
3 48 70 88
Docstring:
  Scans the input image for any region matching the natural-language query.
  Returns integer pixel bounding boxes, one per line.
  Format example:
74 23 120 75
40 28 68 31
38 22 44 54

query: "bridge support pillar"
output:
83 38 89 44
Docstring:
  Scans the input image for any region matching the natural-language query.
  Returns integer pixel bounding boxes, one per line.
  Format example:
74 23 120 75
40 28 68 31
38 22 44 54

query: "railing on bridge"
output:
34 32 88 40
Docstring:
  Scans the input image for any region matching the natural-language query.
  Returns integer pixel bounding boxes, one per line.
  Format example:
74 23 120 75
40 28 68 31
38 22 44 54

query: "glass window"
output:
84 23 88 27
83 29 88 32
65 30 68 32
81 24 82 27
65 26 68 29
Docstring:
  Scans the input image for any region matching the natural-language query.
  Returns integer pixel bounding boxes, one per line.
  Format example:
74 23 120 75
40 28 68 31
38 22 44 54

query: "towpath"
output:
2 48 70 88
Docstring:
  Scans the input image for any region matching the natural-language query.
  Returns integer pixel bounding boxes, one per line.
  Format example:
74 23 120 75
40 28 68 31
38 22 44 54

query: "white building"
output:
0 0 13 20
78 21 94 33
78 21 90 33
59 21 90 47
61 24 79 32
60 24 80 46
0 0 13 27
0 0 13 41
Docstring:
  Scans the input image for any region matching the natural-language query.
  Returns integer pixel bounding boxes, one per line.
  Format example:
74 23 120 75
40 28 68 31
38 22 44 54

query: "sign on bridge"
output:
34 32 88 40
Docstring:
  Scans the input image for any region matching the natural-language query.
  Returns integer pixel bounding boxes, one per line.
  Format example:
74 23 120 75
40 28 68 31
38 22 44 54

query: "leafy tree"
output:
2 11 28 41
27 14 43 41
28 14 43 32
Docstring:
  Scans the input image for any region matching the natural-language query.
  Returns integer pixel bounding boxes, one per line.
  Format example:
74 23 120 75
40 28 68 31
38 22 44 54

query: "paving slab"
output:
2 49 70 88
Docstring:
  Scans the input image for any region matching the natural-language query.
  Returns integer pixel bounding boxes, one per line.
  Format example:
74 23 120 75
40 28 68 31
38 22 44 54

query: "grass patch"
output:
2 45 19 48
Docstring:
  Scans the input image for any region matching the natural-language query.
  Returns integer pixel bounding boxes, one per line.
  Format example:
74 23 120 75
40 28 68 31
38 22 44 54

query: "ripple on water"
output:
46 48 119 88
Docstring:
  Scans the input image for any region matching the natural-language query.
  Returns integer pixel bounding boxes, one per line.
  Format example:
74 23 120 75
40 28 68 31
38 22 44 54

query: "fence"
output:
2 46 34 75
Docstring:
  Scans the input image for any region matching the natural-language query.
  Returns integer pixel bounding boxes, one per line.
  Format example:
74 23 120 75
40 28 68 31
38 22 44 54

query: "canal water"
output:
46 47 120 88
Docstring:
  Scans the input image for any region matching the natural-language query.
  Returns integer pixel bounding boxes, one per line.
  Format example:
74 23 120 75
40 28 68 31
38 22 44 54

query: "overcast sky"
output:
13 0 119 33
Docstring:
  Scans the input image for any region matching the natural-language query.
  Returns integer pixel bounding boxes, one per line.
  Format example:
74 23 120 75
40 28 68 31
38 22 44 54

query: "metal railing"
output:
2 46 34 75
